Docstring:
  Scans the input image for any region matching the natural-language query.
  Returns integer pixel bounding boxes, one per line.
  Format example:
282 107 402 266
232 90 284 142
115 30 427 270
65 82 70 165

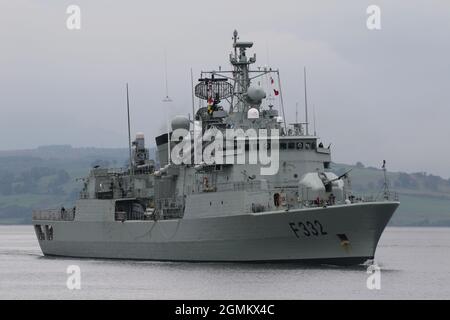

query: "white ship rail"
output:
32 208 75 221
196 179 279 193
346 191 399 203
200 180 399 204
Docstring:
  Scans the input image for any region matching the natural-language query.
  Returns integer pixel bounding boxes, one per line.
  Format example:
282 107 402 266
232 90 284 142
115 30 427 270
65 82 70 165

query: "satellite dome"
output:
135 132 145 139
171 115 190 131
246 86 266 104
247 108 260 119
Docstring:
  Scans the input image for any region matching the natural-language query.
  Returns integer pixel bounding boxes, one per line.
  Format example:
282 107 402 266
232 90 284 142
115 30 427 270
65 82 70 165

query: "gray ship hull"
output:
33 202 398 265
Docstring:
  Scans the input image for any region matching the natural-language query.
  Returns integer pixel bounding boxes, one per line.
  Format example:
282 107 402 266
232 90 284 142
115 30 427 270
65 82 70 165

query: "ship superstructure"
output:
32 31 399 265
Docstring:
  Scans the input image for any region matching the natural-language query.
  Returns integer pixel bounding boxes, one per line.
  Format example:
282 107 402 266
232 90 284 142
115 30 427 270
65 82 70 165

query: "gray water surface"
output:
0 226 449 299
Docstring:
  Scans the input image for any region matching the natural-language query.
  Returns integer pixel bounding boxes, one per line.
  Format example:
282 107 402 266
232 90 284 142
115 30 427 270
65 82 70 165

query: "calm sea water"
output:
0 225 449 299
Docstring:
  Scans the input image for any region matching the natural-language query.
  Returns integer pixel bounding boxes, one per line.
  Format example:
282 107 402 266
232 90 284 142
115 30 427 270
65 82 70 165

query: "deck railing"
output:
32 208 75 221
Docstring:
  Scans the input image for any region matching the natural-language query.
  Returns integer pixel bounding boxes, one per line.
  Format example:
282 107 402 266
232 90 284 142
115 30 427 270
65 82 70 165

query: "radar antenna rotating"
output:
195 75 233 101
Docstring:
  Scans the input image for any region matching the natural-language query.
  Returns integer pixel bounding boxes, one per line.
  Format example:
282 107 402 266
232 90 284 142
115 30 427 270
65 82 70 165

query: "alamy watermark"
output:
366 264 381 290
366 5 381 30
64 5 380 31
66 5 81 30
66 265 81 290
169 121 280 176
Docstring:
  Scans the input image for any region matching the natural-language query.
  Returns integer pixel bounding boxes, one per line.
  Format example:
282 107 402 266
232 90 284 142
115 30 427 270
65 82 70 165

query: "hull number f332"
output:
289 220 327 238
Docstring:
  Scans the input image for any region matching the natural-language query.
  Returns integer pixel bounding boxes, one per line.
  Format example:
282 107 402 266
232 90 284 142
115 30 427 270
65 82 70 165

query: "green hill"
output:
0 145 130 224
1 146 449 226
332 162 450 226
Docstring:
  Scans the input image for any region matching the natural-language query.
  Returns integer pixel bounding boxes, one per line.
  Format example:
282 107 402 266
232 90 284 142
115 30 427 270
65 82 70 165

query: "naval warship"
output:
32 31 399 265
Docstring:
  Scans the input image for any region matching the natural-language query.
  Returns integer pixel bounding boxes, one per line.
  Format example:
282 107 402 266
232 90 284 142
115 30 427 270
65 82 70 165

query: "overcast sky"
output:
1 0 449 177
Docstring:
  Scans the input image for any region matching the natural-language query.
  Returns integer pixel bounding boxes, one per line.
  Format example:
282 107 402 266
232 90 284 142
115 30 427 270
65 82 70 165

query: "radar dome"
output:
247 108 260 119
135 132 145 139
171 116 190 131
246 86 266 104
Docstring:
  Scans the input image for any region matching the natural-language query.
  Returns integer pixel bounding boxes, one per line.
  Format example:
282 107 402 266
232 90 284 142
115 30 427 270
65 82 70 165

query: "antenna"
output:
163 50 172 102
276 70 288 132
304 67 309 136
233 30 238 57
382 160 389 200
313 103 317 136
295 102 299 123
190 68 195 121
126 83 134 181
167 121 171 165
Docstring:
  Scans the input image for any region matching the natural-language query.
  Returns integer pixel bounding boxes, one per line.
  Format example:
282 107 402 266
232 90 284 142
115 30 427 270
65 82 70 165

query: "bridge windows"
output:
279 140 317 151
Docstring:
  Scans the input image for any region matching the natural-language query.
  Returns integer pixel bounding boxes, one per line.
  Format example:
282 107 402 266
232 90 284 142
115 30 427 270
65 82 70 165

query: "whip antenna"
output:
304 67 309 135
126 83 134 182
163 50 172 102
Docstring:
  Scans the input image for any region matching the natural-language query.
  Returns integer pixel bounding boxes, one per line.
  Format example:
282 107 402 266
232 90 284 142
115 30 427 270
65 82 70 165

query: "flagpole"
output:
313 103 317 136
276 70 287 132
167 121 171 165
126 83 134 188
304 67 309 136
190 68 195 121
382 160 389 200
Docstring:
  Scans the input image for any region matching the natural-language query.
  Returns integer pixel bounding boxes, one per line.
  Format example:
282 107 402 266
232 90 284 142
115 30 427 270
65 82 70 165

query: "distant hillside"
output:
0 145 131 224
0 146 449 226
332 162 450 226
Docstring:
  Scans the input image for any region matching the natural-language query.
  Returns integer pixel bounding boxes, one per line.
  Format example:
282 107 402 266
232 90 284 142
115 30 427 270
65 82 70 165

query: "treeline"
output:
0 146 132 224
0 166 70 196
333 162 450 196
